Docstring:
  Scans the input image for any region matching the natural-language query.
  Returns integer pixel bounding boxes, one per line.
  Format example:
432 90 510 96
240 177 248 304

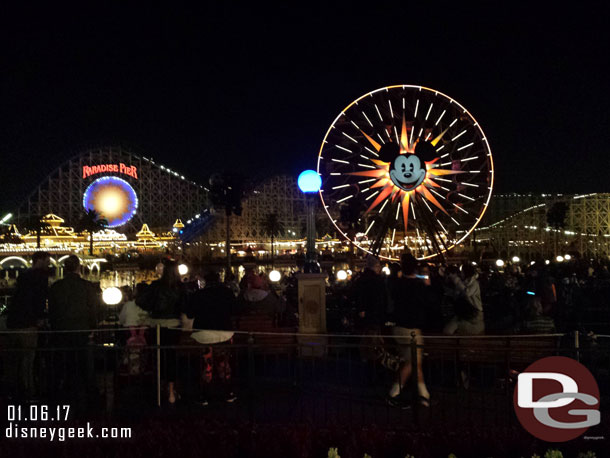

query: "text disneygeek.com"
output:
5 405 131 441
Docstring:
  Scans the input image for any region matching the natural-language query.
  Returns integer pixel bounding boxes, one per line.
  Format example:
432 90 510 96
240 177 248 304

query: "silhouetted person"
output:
6 251 51 400
136 259 186 404
388 254 430 408
48 255 98 408
187 271 238 404
352 255 387 331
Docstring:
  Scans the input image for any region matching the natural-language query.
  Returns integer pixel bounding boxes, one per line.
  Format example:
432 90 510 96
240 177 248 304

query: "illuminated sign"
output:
82 163 138 180
83 176 138 227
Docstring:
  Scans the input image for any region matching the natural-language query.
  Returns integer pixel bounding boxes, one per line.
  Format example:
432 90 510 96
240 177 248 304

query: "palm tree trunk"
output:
36 229 41 249
89 231 94 256
271 233 274 266
225 212 231 271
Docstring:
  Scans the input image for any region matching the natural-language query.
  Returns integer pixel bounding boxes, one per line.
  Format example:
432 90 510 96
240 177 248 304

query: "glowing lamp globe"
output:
269 270 281 282
511 256 520 263
495 259 505 268
298 170 322 193
336 270 348 281
178 264 189 276
545 259 551 265
556 255 564 263
564 254 571 260
102 287 122 305
381 266 391 276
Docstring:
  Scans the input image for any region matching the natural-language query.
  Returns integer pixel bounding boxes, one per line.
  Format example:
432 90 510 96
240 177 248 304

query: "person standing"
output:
352 255 387 332
443 264 485 336
388 254 430 408
187 271 238 405
6 251 51 401
136 259 186 404
48 255 99 407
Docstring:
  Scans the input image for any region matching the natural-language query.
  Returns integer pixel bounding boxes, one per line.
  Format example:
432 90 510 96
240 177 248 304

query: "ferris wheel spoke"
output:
365 186 393 215
318 85 493 260
419 186 449 216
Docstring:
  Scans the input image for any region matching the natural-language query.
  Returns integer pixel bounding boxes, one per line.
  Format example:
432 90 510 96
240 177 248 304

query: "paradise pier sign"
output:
82 163 138 180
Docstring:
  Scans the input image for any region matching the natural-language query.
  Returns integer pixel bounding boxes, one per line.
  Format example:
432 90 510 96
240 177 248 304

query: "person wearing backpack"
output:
137 259 186 404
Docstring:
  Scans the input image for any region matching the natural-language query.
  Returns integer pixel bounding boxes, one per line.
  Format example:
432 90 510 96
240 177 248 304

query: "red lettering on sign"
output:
82 163 139 180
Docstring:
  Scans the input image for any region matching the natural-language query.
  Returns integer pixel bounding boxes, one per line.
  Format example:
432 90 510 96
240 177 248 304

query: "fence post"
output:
248 332 256 423
574 330 580 362
410 331 419 420
156 324 161 407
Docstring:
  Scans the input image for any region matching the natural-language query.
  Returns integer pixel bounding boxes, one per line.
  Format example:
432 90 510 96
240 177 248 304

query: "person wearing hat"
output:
238 273 284 316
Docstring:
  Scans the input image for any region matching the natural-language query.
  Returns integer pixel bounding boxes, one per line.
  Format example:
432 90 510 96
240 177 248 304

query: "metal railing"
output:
1 327 608 428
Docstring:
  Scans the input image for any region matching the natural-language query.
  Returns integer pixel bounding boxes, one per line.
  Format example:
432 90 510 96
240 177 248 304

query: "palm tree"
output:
547 201 568 256
76 209 108 256
209 173 245 271
338 197 365 254
262 213 285 264
23 215 51 248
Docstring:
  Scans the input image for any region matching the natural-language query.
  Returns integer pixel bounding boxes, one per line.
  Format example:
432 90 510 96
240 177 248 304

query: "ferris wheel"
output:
317 85 494 261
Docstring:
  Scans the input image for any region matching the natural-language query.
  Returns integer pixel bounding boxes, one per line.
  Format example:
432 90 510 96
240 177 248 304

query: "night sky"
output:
1 4 609 214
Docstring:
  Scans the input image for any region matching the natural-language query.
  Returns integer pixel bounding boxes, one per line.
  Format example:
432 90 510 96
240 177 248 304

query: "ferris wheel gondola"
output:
317 85 494 261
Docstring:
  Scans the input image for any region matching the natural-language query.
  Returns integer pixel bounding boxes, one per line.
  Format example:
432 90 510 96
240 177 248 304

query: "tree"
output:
262 213 285 264
546 202 568 256
76 209 108 256
209 173 246 271
23 215 51 249
338 197 365 254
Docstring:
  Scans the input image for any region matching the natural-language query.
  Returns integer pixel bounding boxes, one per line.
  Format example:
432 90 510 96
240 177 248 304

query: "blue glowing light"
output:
83 176 138 227
298 170 322 193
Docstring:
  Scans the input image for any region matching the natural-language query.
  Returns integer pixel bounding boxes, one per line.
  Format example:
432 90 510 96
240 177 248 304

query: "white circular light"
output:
346 269 352 276
564 254 571 260
495 259 505 267
102 287 122 305
336 270 348 281
511 256 520 263
269 270 281 282
556 256 564 263
545 259 550 265
382 266 391 276
178 264 189 275
530 261 536 266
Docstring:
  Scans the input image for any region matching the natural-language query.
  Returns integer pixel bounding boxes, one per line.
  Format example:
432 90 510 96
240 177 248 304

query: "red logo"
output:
82 163 138 180
513 356 600 442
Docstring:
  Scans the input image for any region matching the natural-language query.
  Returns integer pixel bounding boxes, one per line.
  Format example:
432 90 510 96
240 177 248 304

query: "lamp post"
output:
296 170 327 353
298 170 322 273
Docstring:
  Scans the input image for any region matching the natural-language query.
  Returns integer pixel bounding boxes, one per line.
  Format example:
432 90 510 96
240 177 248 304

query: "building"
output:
17 146 209 232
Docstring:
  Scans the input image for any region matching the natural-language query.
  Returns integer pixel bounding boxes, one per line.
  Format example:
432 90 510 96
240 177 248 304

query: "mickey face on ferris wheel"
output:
389 154 426 191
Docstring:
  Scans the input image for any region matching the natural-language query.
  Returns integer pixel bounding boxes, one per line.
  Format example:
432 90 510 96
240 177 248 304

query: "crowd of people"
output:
1 250 609 411
326 255 610 337
0 252 289 407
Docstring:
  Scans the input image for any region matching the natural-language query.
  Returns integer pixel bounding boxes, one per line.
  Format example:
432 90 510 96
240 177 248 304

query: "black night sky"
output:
1 4 609 214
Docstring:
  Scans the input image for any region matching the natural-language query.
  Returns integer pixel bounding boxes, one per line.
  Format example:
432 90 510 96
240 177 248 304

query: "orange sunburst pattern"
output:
346 115 463 234
317 85 494 262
